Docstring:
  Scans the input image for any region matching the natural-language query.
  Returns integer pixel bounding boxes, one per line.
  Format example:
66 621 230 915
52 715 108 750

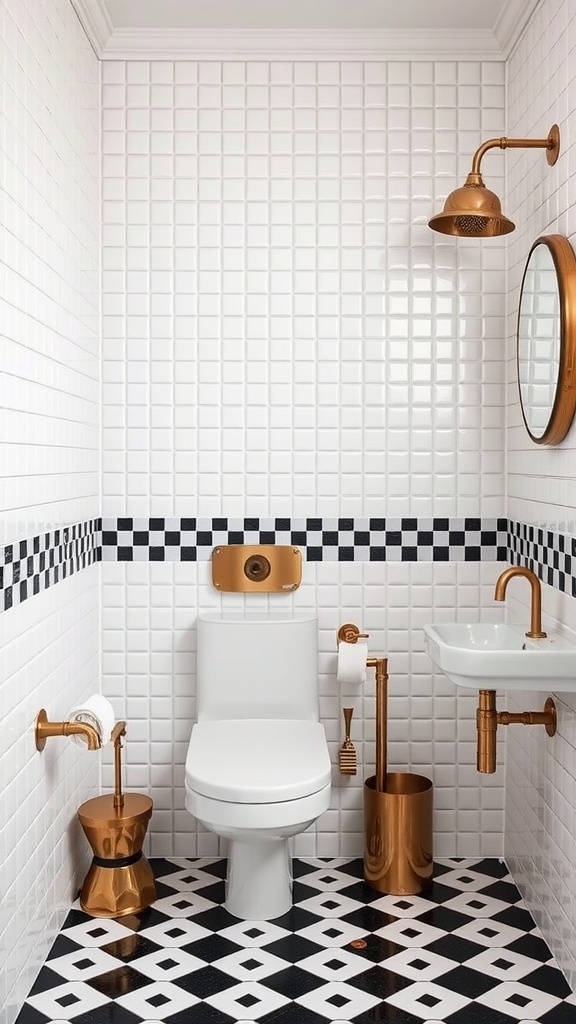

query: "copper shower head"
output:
429 124 560 238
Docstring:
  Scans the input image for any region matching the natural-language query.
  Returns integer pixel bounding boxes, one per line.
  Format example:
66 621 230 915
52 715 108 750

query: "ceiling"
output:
105 0 510 32
73 0 540 58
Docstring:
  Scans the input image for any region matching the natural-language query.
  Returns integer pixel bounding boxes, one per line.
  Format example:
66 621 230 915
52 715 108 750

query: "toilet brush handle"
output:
343 707 354 744
113 721 127 808
367 658 388 792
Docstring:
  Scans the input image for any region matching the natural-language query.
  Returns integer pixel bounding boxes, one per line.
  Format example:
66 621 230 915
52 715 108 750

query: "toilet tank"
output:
197 611 319 721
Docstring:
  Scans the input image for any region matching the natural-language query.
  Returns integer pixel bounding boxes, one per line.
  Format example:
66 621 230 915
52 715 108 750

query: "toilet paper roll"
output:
67 694 115 747
337 641 368 684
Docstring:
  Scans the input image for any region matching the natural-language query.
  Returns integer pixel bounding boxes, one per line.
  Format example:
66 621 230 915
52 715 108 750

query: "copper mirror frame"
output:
517 233 576 445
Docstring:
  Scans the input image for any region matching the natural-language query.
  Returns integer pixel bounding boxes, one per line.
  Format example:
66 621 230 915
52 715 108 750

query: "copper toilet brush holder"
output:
338 624 433 895
364 655 433 894
77 722 156 917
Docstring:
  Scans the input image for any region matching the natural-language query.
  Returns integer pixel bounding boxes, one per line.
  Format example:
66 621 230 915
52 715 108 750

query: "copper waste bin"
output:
77 723 155 917
364 772 433 895
77 792 156 917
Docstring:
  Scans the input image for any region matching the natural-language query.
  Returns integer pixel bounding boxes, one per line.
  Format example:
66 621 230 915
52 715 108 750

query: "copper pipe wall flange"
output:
477 691 557 773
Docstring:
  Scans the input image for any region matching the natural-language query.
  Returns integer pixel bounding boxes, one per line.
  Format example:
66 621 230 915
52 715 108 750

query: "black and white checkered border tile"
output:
4 517 576 610
0 519 101 614
16 856 575 1024
508 520 576 596
102 517 509 563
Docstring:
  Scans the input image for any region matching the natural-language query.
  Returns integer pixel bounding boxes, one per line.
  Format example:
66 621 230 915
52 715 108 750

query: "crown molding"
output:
95 27 502 61
71 0 113 55
493 0 541 59
72 0 542 61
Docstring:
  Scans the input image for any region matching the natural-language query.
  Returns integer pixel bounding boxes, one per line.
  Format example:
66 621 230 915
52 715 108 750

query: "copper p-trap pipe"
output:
477 690 557 773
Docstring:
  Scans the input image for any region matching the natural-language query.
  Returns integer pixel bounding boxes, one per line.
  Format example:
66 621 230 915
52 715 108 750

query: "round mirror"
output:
517 234 576 445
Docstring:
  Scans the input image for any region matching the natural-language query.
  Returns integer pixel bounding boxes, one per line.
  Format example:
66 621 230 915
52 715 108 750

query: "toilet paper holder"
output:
337 623 369 644
337 623 389 791
35 709 101 751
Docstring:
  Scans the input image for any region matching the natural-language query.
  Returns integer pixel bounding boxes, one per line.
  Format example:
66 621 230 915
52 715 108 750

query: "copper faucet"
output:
493 565 547 638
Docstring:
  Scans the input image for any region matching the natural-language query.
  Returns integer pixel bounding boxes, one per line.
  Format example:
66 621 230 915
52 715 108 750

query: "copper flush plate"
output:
211 545 302 592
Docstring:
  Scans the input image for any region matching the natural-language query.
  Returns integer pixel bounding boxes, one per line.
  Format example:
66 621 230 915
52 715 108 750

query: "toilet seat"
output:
186 719 331 803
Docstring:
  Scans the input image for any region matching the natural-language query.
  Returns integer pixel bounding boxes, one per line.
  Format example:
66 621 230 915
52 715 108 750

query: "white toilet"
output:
185 611 331 920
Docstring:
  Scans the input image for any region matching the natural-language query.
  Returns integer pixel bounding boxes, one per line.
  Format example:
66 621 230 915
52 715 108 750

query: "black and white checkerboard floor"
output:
16 857 575 1023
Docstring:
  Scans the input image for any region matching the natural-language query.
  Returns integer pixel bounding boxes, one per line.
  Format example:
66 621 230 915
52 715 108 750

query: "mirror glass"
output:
517 234 576 445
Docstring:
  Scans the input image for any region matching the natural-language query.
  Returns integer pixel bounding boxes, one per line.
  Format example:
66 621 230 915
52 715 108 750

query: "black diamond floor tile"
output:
195 880 226 903
469 858 510 879
264 964 327 998
183 932 243 963
72 1005 142 1024
347 932 406 962
480 879 523 903
342 904 397 932
172 964 238 997
165 1005 236 1024
272 906 323 932
492 903 537 931
351 1004 422 1024
444 1004 517 1023
62 907 93 928
541 1002 576 1023
192 905 239 932
13 1008 49 1024
422 881 471 904
291 859 321 879
15 857 574 1024
338 857 365 879
100 933 163 962
348 964 414 997
413 904 473 932
523 964 574 997
150 880 180 901
339 880 385 903
262 933 326 964
425 933 487 963
87 965 151 998
508 931 557 961
438 965 498 998
433 860 459 877
28 966 67 995
260 1003 329 1023
292 879 324 902
46 933 84 959
120 905 171 931
149 857 184 879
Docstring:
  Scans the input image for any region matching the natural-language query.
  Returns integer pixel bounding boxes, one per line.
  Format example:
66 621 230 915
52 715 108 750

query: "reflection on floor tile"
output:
15 856 575 1023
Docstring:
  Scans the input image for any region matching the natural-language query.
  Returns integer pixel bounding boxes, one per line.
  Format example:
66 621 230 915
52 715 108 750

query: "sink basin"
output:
423 622 576 691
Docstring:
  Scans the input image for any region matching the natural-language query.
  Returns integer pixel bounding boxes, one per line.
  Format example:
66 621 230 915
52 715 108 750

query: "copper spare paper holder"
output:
337 623 388 790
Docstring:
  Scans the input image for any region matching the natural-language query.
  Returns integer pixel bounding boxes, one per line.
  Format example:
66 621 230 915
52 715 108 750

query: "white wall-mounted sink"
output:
423 622 576 691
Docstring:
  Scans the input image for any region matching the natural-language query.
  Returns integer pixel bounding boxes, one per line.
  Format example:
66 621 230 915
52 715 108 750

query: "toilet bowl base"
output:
226 837 292 920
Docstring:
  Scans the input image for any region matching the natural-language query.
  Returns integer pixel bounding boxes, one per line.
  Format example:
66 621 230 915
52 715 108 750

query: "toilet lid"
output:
186 720 331 803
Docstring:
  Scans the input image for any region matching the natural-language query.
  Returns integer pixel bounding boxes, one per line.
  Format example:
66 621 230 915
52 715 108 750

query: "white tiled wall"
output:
0 2 100 1020
101 59 508 859
4 1 576 1014
102 558 507 859
505 0 576 989
100 58 508 524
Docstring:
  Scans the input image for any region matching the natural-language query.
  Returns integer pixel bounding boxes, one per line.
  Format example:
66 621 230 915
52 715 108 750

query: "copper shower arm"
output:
470 126 560 177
